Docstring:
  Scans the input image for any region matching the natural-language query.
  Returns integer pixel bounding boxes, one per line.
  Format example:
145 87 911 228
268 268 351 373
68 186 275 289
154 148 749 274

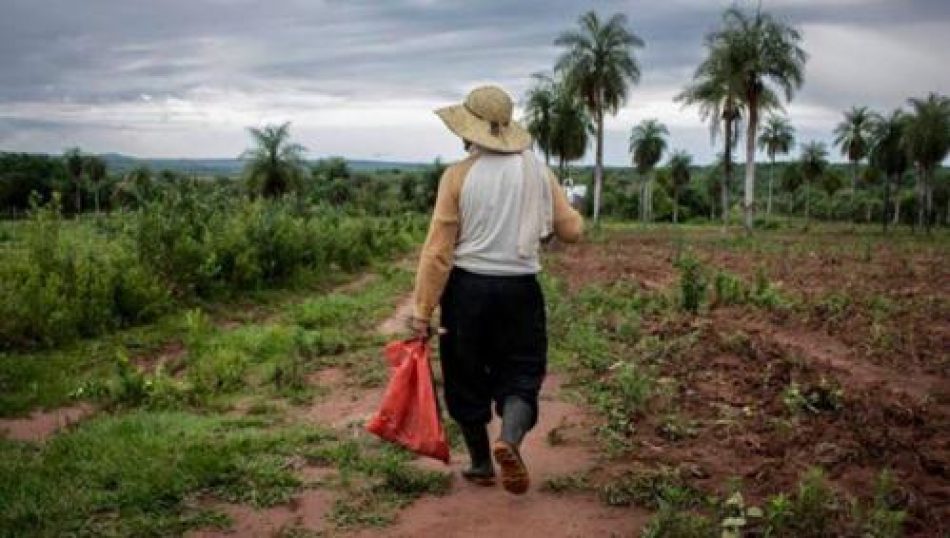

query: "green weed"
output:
713 270 747 306
641 509 716 538
657 413 698 442
599 467 701 509
782 378 844 415
849 470 906 538
764 468 840 537
676 256 707 313
542 471 593 494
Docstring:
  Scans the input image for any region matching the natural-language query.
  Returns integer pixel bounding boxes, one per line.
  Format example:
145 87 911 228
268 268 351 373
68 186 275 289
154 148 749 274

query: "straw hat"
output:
435 85 532 153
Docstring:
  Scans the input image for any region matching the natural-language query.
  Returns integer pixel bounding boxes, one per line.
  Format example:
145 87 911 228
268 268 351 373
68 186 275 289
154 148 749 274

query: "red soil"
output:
355 374 649 538
548 230 950 535
0 403 94 442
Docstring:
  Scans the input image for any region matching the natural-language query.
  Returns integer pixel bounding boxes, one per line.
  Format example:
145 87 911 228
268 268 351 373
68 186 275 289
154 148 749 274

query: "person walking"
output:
409 85 583 494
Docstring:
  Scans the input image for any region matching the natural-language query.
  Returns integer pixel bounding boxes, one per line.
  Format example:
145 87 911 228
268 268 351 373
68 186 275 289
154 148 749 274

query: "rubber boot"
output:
500 395 534 447
458 422 495 485
493 396 534 494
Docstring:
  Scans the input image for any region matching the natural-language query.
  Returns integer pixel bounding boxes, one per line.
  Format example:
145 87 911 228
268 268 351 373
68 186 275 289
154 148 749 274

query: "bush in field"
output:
676 256 707 312
713 270 747 306
0 197 170 348
136 184 421 297
0 187 424 350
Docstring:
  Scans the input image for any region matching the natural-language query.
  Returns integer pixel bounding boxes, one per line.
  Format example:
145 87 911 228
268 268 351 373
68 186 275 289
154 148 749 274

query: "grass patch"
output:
307 440 451 530
542 471 593 494
599 467 703 510
0 412 331 536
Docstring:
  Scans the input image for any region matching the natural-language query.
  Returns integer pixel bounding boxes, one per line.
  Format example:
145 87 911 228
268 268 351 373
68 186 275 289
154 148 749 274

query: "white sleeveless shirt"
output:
453 151 549 276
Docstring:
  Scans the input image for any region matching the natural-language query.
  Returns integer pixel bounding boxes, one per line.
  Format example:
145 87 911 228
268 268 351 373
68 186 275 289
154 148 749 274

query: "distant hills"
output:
97 153 430 176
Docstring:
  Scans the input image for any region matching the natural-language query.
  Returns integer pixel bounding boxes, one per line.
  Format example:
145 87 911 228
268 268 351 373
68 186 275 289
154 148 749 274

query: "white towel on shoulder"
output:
517 150 553 259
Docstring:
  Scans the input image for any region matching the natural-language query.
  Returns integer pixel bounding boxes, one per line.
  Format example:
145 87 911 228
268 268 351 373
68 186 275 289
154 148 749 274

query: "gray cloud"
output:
0 0 948 163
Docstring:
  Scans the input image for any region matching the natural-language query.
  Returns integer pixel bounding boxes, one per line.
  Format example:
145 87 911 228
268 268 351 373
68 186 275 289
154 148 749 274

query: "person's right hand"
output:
407 316 433 341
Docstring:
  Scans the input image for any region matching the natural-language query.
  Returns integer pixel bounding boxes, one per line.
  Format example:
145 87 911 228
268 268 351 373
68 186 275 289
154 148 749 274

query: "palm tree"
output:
555 11 644 224
833 106 878 213
669 150 692 224
84 155 107 214
629 119 668 222
799 141 828 227
549 81 591 180
902 92 950 233
524 74 557 166
869 110 909 233
676 40 744 228
64 147 83 214
712 6 807 231
241 122 307 198
757 115 795 216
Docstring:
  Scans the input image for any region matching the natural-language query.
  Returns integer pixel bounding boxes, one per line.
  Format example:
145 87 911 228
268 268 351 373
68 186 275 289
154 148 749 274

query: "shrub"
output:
0 189 424 351
713 271 747 306
0 199 169 348
614 361 655 416
676 256 707 313
763 468 839 537
188 348 250 395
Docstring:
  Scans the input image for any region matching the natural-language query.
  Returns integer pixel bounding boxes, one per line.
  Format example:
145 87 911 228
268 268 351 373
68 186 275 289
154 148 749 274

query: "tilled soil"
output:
547 229 950 535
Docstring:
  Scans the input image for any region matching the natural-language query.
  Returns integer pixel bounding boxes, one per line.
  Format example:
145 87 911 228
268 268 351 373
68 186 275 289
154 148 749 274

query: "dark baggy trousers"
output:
438 267 548 429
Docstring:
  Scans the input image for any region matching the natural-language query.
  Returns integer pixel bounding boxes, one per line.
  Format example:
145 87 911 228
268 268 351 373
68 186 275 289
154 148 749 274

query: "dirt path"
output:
203 295 645 537
365 296 647 536
0 403 94 442
360 295 646 536
354 374 648 538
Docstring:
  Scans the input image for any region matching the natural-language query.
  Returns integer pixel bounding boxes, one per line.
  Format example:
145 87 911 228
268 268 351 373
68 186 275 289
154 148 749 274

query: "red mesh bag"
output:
365 339 450 463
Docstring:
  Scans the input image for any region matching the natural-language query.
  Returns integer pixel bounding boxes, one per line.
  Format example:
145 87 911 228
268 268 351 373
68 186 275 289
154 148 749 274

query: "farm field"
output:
2 0 949 535
1 222 946 537
544 224 949 536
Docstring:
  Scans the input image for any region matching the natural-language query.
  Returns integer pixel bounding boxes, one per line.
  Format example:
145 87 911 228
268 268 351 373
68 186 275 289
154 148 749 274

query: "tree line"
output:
523 8 949 232
0 130 443 218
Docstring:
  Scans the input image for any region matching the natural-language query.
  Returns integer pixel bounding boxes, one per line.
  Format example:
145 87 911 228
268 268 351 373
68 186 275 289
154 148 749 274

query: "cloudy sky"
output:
1 0 948 165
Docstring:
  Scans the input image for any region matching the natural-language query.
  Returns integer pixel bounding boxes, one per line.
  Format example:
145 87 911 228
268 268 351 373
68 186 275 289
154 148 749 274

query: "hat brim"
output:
435 105 533 153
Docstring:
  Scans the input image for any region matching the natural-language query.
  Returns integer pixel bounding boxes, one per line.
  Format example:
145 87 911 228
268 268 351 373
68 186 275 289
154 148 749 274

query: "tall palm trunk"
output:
915 164 924 231
722 114 734 230
75 183 82 216
673 187 679 224
893 194 901 226
851 159 858 220
640 174 650 223
925 170 933 234
882 174 890 234
743 93 758 232
648 174 653 221
767 155 775 216
593 108 604 224
804 181 811 226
